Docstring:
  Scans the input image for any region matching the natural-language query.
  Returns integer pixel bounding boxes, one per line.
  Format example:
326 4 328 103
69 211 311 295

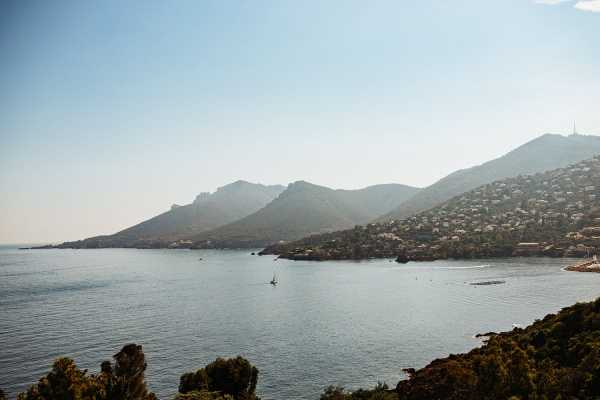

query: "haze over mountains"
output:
59 181 285 248
378 133 600 222
51 133 600 250
188 133 600 249
189 182 420 248
264 152 600 260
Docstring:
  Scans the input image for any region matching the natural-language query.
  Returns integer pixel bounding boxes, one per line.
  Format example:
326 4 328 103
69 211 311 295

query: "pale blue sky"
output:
1 0 599 243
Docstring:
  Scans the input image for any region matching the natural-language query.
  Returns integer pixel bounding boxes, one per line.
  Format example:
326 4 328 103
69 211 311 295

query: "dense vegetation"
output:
15 344 157 400
11 345 259 400
319 383 397 400
7 297 600 399
177 357 259 400
320 297 600 399
393 296 600 400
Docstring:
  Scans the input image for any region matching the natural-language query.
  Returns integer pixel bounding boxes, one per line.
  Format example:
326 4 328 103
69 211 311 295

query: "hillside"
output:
263 155 600 261
56 181 285 249
188 182 420 248
377 133 600 222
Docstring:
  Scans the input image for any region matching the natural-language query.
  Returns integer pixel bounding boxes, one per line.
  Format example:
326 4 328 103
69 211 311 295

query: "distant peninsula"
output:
31 134 600 262
261 155 600 263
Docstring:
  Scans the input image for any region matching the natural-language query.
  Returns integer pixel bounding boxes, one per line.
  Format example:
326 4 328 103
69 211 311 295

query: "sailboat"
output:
270 273 278 286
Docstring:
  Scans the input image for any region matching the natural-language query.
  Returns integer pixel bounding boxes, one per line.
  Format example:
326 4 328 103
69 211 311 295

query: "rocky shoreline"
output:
261 245 591 264
565 259 600 273
27 243 594 267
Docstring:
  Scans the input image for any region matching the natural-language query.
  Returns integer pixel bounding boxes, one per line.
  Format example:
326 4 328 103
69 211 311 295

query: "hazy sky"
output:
1 0 600 244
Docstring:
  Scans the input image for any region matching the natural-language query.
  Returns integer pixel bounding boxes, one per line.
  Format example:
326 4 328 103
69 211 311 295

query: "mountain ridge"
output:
188 181 421 249
56 181 285 248
376 133 600 222
263 153 600 261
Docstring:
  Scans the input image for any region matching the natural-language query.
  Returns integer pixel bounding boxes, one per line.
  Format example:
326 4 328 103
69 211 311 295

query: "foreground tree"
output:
17 344 156 400
178 357 258 400
175 392 234 400
320 383 396 400
101 344 155 400
16 358 100 400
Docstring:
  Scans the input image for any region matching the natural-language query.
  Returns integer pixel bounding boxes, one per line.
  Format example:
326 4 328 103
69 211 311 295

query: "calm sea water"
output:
1 248 599 399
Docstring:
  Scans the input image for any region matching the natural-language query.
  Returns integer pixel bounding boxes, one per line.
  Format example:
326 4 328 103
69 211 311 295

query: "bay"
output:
1 248 599 399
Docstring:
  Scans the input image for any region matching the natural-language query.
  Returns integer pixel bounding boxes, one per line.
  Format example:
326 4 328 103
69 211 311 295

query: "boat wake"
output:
438 264 491 270
390 264 491 271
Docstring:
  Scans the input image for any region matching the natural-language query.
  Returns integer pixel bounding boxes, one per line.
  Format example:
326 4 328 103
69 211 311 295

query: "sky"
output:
1 0 600 244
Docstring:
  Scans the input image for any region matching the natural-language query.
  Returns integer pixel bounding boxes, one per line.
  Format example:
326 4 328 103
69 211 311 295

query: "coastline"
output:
22 244 596 267
270 251 590 264
565 259 600 273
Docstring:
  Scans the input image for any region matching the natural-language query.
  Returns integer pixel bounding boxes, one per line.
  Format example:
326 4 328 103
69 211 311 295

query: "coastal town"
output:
262 156 600 264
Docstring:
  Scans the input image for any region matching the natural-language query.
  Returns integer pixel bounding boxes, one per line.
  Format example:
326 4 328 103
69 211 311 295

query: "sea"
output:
1 246 599 399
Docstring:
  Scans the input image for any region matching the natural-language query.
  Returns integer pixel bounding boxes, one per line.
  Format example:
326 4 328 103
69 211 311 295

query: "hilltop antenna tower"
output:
573 121 578 135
